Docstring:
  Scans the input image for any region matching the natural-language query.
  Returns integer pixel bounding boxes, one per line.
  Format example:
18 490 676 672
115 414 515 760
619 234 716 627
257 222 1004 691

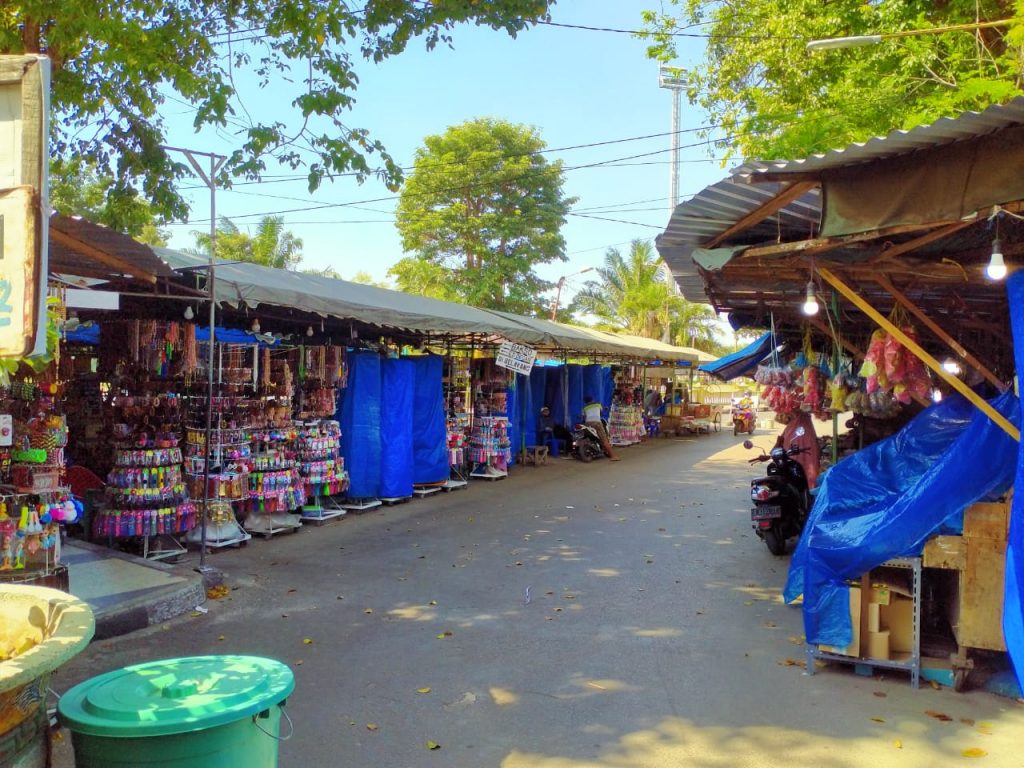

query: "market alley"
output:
52 432 1023 768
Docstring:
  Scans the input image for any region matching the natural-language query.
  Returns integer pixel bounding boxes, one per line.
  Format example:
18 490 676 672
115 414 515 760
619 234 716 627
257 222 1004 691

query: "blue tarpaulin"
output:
518 372 536 450
784 390 1020 651
545 366 567 427
567 365 585 424
338 351 382 498
380 359 414 499
531 367 549 426
411 355 449 484
63 324 279 347
699 332 777 381
1006 271 1024 688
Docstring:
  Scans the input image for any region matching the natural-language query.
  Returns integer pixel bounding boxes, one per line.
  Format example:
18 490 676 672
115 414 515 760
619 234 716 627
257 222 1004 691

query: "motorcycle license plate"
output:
751 505 782 521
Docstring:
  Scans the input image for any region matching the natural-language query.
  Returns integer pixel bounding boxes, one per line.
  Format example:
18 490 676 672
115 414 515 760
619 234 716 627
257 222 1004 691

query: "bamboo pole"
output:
818 267 1019 442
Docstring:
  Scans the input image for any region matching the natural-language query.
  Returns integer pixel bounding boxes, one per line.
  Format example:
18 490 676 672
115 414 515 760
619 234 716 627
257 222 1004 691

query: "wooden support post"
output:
818 268 1019 442
874 276 1006 392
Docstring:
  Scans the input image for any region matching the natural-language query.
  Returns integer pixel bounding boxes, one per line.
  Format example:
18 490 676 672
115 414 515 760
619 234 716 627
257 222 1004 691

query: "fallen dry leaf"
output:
425 740 441 750
366 723 379 732
364 609 373 615
873 691 888 698
429 600 437 606
961 718 976 726
961 748 987 758
977 722 994 735
871 717 885 723
417 687 431 694
743 601 754 606
924 709 953 722
928 679 941 690
894 740 903 750
436 631 453 639
787 636 803 645
217 635 225 642
303 638 313 645
295 660 304 666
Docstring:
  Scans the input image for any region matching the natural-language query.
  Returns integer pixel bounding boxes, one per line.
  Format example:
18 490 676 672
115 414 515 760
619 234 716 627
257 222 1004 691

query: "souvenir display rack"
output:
1 377 79 581
609 402 644 446
95 445 195 561
297 420 347 523
469 406 511 480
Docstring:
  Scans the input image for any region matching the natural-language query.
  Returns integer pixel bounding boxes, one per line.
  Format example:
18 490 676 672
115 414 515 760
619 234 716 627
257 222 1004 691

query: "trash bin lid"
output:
57 655 295 737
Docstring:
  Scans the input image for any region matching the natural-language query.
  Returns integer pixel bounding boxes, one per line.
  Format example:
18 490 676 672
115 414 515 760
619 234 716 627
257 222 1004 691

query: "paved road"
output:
53 432 1023 767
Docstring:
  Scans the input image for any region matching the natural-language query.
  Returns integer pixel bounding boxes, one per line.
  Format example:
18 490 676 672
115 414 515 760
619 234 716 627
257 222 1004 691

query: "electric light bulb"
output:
184 306 194 320
801 282 819 316
306 326 314 337
987 240 1007 280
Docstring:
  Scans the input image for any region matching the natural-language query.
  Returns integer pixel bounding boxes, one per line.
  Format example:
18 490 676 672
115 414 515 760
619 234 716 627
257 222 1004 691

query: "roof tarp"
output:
158 249 700 362
820 123 1024 237
157 248 554 345
699 332 777 380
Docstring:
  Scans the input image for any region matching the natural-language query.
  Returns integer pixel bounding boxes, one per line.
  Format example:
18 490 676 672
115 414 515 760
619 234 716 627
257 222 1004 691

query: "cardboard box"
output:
963 502 1010 542
868 583 891 606
867 602 882 633
880 595 914 654
820 585 861 656
866 629 891 660
923 535 966 570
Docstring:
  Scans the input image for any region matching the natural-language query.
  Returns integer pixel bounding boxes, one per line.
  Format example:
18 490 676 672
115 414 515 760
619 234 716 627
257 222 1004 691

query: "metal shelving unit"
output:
805 556 922 688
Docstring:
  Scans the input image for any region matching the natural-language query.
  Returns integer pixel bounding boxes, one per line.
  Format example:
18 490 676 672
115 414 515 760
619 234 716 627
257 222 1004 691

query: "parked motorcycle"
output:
744 439 811 556
571 423 605 463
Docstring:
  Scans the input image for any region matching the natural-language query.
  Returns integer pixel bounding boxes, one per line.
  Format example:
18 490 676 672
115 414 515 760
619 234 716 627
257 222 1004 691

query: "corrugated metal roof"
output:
738 97 1024 179
656 179 821 302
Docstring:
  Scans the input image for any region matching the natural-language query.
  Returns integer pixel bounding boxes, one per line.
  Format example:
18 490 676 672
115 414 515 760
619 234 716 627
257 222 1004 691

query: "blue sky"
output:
162 1 724 307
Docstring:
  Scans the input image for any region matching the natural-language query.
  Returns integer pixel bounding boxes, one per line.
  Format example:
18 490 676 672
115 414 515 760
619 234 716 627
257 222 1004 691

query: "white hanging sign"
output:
495 341 537 376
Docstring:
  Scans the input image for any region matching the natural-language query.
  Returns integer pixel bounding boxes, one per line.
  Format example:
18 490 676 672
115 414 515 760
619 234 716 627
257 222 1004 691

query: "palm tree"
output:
191 215 303 269
671 300 721 351
571 239 682 339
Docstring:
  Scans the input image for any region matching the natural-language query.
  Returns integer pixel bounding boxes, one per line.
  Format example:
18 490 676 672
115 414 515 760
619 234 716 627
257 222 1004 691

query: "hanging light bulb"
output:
251 318 261 333
987 238 1007 280
801 281 819 316
306 326 314 337
183 305 194 320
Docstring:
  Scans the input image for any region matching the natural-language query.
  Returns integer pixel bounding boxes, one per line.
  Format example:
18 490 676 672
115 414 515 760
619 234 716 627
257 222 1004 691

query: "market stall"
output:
657 99 1024 691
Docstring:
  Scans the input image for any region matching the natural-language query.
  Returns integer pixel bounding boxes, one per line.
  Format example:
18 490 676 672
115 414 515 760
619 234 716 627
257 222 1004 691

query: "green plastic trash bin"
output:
57 655 294 768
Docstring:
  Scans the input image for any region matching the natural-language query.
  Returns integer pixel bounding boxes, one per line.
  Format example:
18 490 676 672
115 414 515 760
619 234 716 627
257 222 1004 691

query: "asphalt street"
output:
52 431 1024 767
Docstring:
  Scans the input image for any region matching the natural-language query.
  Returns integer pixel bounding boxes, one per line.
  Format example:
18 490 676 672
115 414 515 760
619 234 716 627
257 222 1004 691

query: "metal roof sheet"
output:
737 97 1024 179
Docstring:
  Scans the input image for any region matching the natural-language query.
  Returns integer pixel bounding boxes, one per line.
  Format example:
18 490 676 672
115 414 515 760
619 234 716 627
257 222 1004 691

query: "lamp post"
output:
550 266 594 321
807 18 1012 52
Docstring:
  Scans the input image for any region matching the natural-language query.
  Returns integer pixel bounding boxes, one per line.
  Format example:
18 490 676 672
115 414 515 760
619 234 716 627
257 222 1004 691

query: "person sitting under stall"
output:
583 395 620 461
537 406 562 458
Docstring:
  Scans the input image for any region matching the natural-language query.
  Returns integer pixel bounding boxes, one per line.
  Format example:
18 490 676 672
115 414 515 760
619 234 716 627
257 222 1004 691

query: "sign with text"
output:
495 341 537 376
0 186 40 356
0 55 49 358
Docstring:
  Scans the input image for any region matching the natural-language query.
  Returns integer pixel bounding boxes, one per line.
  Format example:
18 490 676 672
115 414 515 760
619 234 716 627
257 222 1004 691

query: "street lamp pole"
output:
549 266 594 321
807 18 1013 52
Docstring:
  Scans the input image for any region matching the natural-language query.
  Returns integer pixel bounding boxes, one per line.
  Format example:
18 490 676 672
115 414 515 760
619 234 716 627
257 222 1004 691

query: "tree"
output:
388 259 462 302
2 1 552 221
670 300 721 352
349 271 392 289
641 1 1024 161
49 158 169 245
393 118 574 313
192 216 302 269
570 240 682 338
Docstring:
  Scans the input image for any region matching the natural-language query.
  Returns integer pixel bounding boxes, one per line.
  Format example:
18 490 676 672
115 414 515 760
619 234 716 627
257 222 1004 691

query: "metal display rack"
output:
805 556 922 688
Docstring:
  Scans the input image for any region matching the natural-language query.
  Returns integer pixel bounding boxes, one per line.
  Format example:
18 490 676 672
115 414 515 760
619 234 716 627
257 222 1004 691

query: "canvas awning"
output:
157 248 700 362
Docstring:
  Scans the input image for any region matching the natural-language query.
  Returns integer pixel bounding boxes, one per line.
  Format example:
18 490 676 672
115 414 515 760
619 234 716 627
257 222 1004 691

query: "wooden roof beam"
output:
50 228 158 284
704 181 819 249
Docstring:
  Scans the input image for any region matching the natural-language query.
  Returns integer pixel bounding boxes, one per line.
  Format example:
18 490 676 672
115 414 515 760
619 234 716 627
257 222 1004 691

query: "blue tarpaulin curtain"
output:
380 359 414 498
582 365 603 415
784 391 1020 650
1005 272 1024 688
338 351 382 499
63 324 279 347
411 355 449 484
531 366 549 425
699 332 777 381
567 365 585 425
545 366 567 428
518 372 536 449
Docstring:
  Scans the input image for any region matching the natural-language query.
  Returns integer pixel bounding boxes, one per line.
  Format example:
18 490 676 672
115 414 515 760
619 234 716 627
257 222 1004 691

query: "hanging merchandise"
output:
469 371 512 479
858 307 932 405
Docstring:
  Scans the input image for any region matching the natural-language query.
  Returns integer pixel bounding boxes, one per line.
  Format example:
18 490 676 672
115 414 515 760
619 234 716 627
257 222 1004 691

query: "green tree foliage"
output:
349 270 392 289
2 1 552 221
641 1 1024 160
571 240 681 338
388 258 461 302
50 158 169 245
393 118 574 313
192 216 302 269
669 299 721 352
